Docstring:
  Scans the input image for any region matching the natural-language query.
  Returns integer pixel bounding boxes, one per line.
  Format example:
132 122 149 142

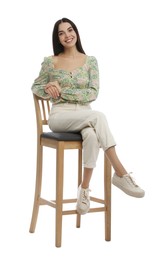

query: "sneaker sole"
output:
112 180 145 198
76 205 90 215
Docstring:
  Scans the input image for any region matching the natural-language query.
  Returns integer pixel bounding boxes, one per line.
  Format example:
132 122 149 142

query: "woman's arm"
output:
31 57 50 99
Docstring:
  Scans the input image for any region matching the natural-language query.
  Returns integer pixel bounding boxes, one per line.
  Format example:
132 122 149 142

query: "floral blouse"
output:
31 55 99 105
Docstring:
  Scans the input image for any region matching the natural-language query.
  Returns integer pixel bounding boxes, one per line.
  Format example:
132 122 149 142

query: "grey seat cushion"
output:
41 132 82 141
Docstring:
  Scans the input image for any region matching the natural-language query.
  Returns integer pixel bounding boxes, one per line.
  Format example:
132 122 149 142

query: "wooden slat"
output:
41 138 82 149
62 207 106 215
90 196 104 204
51 199 77 204
39 198 56 208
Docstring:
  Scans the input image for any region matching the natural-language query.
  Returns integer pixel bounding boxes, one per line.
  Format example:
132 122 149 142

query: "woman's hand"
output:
44 81 61 99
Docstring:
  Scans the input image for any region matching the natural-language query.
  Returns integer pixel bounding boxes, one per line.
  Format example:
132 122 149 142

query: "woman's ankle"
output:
115 171 127 177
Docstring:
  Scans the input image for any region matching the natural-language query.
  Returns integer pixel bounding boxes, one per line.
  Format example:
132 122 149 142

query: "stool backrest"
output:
33 94 51 136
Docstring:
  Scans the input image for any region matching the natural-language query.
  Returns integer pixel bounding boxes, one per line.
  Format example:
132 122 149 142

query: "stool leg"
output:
76 148 82 228
55 143 64 247
104 153 112 241
29 143 43 233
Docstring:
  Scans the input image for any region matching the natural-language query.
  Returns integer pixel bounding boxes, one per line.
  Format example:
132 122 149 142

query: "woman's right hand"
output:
44 81 61 99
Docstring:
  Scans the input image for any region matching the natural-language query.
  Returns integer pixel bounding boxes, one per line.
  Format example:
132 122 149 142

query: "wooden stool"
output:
29 94 112 247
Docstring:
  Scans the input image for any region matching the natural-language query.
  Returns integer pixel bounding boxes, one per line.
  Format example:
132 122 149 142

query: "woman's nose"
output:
65 32 70 38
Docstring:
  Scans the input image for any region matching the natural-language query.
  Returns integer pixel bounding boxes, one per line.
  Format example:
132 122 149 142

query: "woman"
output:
32 18 145 215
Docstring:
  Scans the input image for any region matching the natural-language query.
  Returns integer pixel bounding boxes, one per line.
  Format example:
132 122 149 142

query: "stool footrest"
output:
62 207 106 215
39 197 107 214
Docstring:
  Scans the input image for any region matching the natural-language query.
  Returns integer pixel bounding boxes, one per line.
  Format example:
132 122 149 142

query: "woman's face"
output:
58 22 77 49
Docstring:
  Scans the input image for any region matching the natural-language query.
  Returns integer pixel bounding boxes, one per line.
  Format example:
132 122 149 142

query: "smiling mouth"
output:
65 38 74 43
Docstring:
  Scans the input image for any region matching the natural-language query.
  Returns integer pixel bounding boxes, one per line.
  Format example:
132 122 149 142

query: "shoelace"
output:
125 173 138 187
81 189 90 205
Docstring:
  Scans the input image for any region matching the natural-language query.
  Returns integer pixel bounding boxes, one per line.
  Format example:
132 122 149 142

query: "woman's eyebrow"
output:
58 26 73 33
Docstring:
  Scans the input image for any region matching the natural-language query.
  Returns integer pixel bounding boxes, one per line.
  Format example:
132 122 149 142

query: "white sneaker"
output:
76 185 90 215
112 172 145 198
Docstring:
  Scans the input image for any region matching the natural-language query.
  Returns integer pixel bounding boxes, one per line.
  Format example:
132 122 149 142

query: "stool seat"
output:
41 132 82 141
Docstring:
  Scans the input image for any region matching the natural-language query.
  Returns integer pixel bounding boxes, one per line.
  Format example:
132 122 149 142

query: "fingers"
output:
47 81 61 92
45 85 60 99
45 82 61 99
50 81 61 92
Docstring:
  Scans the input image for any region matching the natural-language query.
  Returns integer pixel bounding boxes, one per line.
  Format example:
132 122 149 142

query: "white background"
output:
0 0 164 258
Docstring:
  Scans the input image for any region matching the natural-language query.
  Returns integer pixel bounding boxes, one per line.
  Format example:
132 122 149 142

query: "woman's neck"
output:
59 48 81 59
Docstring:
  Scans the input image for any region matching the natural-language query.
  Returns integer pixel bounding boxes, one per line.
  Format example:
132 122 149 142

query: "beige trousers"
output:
48 103 116 168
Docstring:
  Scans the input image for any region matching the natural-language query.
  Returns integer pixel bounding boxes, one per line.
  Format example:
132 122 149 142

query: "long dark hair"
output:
52 18 85 55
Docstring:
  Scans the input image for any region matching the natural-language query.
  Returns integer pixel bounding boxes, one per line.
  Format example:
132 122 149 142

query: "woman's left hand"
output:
44 81 61 99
